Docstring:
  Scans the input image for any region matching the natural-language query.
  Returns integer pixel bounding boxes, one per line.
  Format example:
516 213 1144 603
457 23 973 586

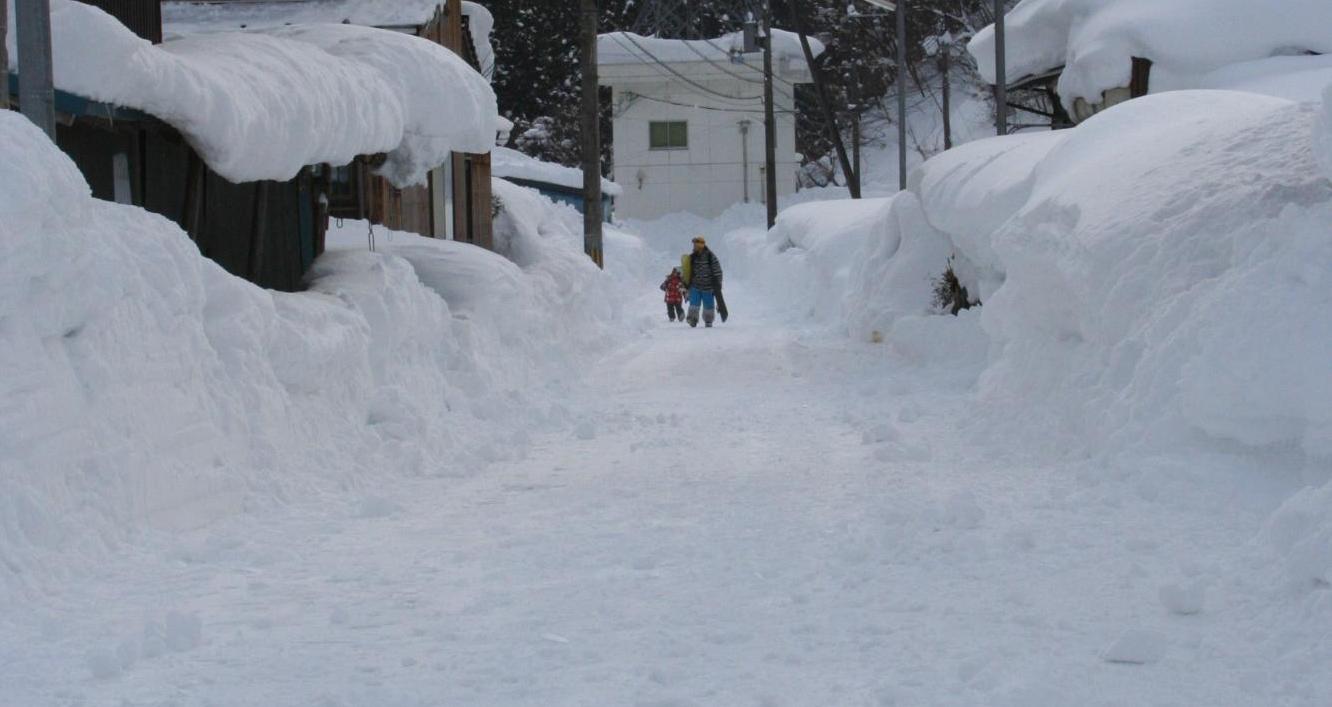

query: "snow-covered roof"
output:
162 0 447 35
163 0 495 81
461 1 494 80
1198 54 1332 104
598 30 823 68
491 146 623 197
969 0 1332 109
7 0 496 187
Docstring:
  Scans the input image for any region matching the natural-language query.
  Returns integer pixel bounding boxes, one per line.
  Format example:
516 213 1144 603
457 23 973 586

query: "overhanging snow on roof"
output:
491 146 622 198
969 0 1332 110
8 0 497 187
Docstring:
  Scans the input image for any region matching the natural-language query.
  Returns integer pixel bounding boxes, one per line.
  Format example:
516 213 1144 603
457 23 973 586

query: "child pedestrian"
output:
660 267 686 322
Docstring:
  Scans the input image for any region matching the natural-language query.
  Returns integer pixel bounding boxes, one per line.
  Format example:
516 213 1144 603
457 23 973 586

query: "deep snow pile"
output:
736 89 1332 465
0 110 644 601
7 0 496 186
969 0 1332 110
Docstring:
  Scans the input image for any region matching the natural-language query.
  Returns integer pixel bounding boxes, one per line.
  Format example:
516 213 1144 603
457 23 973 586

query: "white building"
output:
597 31 822 220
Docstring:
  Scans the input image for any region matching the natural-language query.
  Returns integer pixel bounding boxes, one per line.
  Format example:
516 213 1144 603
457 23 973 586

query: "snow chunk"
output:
10 0 495 186
1101 628 1167 665
969 0 1332 110
1158 583 1206 616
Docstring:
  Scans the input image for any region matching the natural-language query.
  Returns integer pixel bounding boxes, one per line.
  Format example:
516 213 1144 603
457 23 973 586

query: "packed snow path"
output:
2 289 1325 706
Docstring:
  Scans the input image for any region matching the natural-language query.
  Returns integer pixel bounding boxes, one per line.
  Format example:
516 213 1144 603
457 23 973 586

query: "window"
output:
649 121 688 150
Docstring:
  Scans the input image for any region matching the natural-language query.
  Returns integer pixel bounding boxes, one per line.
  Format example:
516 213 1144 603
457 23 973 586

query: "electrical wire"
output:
626 91 795 114
609 33 765 102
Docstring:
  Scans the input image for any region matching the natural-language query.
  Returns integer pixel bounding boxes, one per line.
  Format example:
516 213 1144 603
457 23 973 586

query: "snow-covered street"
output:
6 2 1332 702
4 286 1323 706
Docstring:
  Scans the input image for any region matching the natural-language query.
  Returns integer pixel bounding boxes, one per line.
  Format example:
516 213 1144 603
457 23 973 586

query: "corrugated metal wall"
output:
80 0 162 43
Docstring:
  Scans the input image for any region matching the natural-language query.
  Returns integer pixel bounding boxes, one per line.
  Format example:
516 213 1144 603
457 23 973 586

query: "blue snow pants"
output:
687 288 716 310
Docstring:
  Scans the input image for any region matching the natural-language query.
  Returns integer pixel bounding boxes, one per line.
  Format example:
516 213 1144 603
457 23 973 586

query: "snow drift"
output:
969 0 1332 111
0 110 638 600
739 89 1332 464
6 0 496 186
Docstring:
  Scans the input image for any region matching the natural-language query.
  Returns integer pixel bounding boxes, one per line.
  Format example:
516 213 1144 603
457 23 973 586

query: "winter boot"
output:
687 305 700 327
703 307 716 327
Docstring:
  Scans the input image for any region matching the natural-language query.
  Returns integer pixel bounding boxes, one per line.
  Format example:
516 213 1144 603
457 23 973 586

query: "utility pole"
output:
579 0 604 267
895 0 907 190
994 0 1007 135
739 119 751 203
850 67 861 183
761 0 778 229
16 0 56 137
793 0 859 199
1 0 9 110
940 34 952 150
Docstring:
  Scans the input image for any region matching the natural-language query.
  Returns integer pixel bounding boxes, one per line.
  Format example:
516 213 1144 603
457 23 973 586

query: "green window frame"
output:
649 121 688 150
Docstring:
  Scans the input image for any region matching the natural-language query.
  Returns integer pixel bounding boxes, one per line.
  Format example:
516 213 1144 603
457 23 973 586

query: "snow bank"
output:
971 92 1332 459
492 146 624 197
599 30 822 68
0 112 639 600
739 90 1332 464
9 0 496 186
720 197 892 324
969 0 1332 111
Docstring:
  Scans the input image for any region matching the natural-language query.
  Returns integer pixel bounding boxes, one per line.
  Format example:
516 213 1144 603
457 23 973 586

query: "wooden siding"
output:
451 152 493 249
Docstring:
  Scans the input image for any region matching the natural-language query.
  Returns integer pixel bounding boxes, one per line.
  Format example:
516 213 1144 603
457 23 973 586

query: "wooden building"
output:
7 0 496 290
1005 58 1153 130
162 0 496 249
6 73 324 290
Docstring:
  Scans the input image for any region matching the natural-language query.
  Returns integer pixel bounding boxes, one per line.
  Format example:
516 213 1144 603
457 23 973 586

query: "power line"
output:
609 32 765 102
625 91 795 114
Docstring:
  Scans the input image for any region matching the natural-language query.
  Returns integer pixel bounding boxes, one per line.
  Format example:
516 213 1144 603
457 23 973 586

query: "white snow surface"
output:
5 83 1332 703
491 146 624 197
1197 54 1332 103
8 0 496 186
747 90 1332 463
969 0 1332 109
0 109 642 601
598 29 823 67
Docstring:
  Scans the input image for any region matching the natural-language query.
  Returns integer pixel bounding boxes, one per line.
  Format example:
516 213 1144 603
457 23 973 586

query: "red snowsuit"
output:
661 271 684 304
661 270 686 321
